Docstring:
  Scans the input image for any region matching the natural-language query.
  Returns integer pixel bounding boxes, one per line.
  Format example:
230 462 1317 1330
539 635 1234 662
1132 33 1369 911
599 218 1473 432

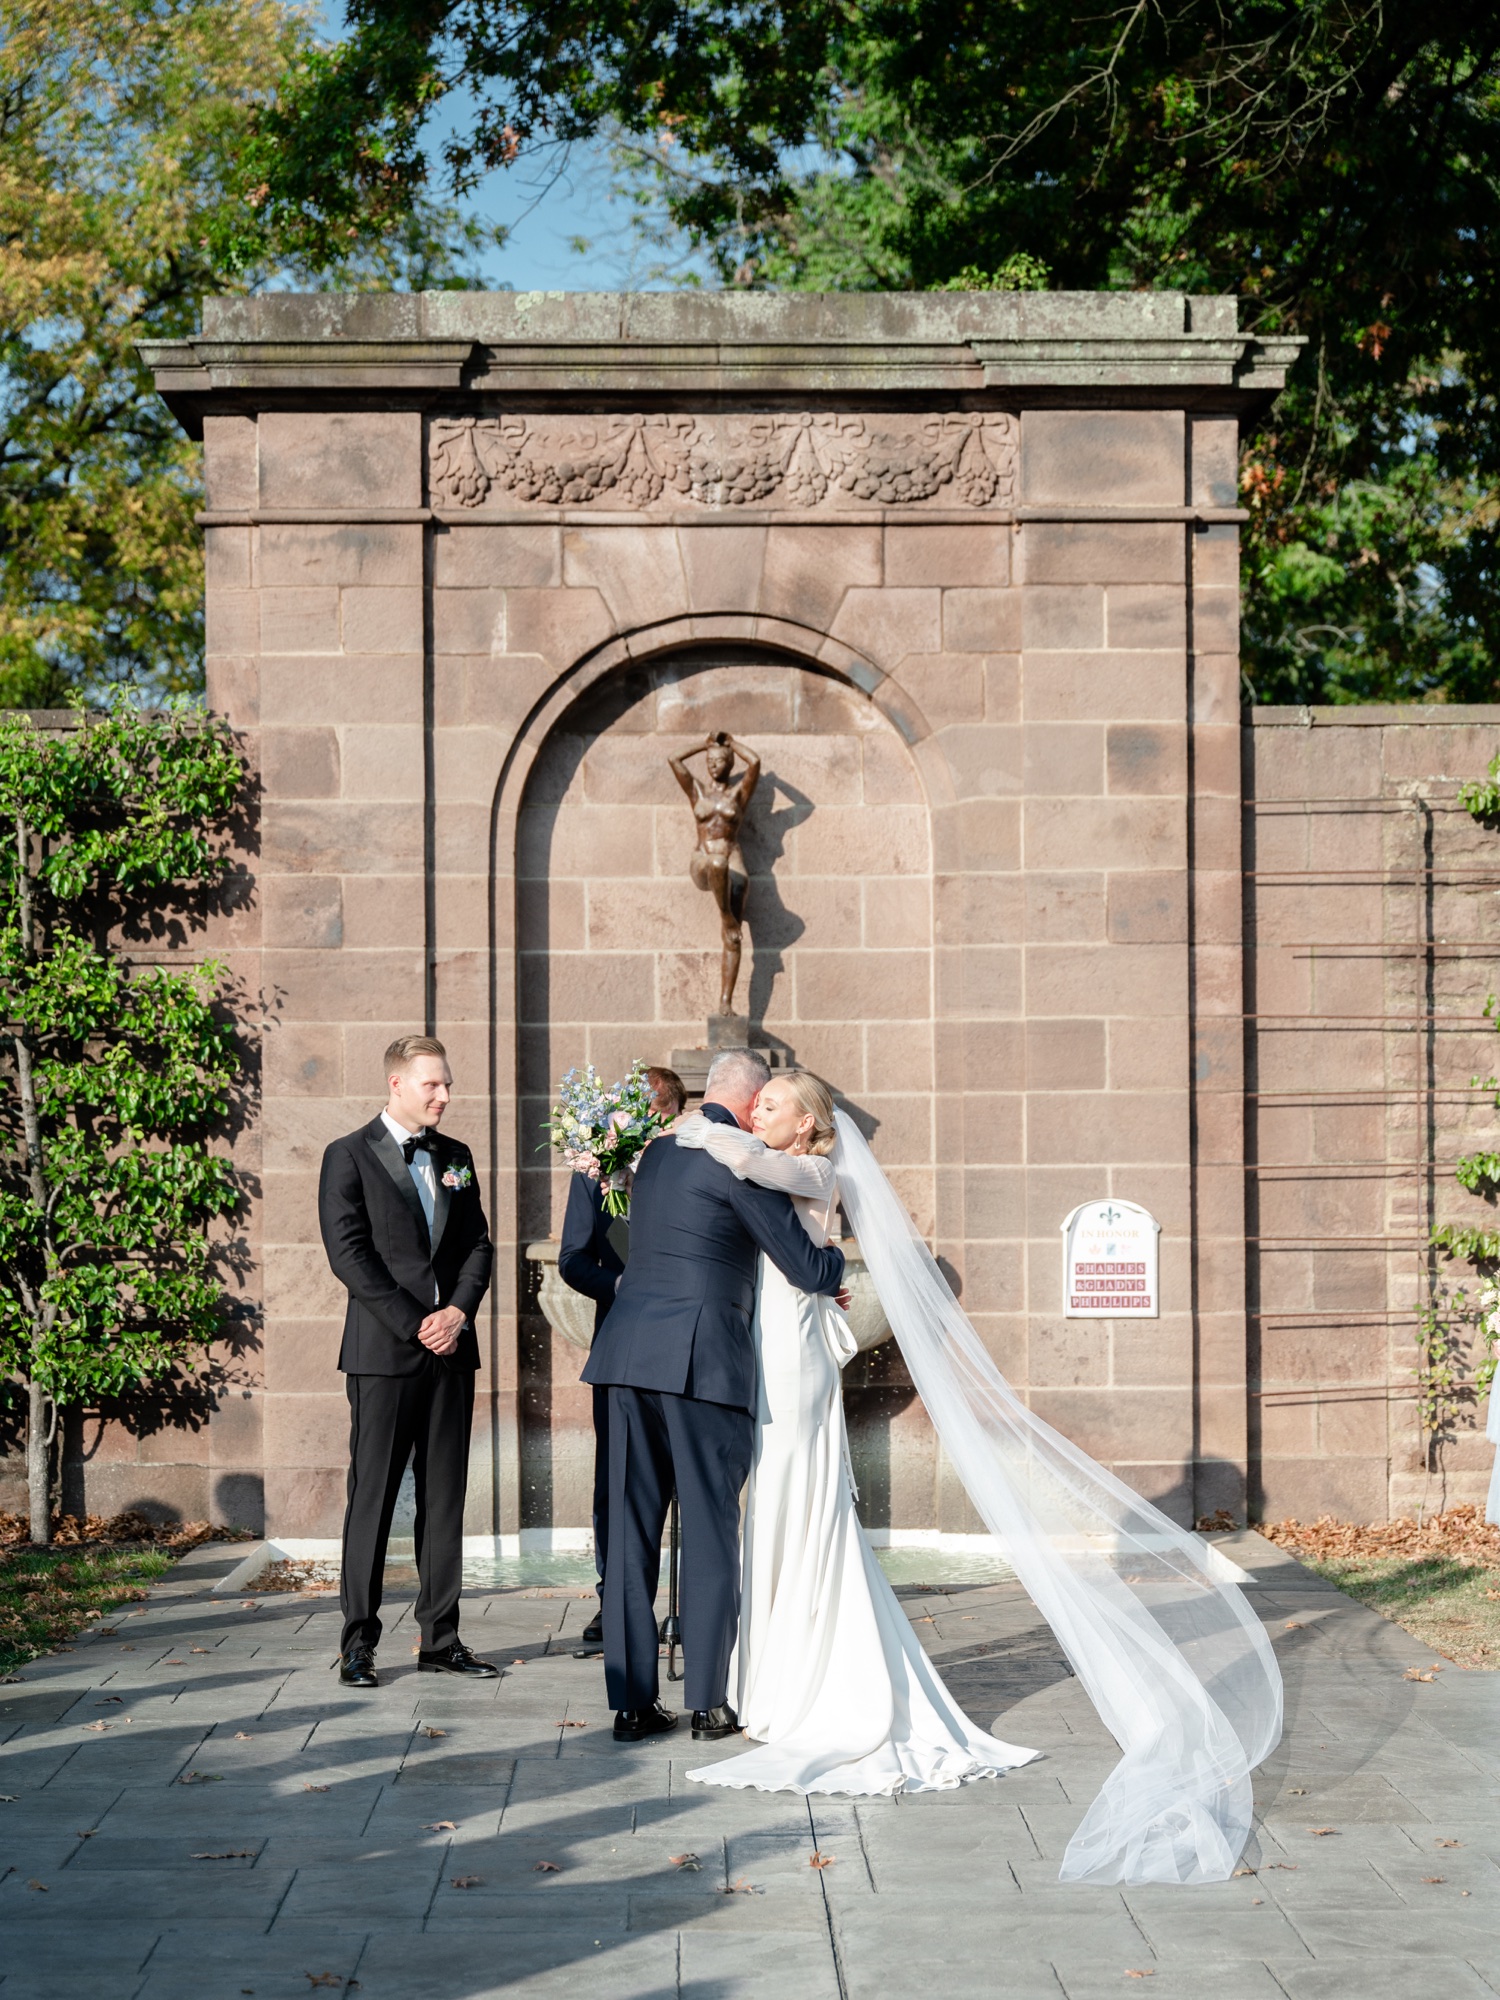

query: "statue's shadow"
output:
742 771 813 1040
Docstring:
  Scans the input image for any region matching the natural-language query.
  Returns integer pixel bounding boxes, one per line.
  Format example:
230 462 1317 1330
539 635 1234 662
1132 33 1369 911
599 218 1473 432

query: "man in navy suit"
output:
559 1066 686 1647
582 1049 845 1743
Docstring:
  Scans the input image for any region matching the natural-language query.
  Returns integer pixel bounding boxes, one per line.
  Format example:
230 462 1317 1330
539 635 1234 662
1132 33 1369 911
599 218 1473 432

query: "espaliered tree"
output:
0 703 245 1544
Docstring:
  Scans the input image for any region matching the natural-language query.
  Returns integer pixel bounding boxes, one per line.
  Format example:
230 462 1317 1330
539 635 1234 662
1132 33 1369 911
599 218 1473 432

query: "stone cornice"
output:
140 290 1303 433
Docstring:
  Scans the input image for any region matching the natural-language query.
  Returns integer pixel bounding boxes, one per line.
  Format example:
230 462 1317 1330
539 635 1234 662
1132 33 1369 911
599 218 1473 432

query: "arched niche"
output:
510 642 934 1531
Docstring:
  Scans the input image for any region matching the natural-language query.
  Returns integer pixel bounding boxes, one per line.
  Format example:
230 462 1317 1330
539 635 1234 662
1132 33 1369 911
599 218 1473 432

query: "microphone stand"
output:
658 1490 682 1682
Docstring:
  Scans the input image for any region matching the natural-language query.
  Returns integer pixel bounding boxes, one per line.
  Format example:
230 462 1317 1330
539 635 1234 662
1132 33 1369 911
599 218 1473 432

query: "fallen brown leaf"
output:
1421 1876 1445 1884
512 1658 525 1666
1266 1863 1299 1871
1284 1622 1303 1631
27 1878 48 1891
303 1783 330 1793
808 1852 836 1870
717 1878 762 1895
1125 1974 1155 1982
534 1860 562 1873
234 1732 254 1741
1436 1838 1462 1848
95 1696 122 1705
304 1978 343 1991
1403 1669 1440 1682
669 1853 701 1871
82 1721 110 1733
451 1875 482 1889
193 1850 257 1860
162 1659 184 1666
422 1821 459 1832
0 1794 18 1802
1309 1828 1338 1837
191 1647 211 1654
419 1727 446 1739
1288 1787 1308 1796
556 1719 587 1728
1232 1867 1256 1878
76 1829 98 1839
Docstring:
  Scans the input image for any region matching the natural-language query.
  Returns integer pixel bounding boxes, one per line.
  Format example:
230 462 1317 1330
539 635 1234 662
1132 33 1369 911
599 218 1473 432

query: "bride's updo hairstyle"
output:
783 1070 837 1157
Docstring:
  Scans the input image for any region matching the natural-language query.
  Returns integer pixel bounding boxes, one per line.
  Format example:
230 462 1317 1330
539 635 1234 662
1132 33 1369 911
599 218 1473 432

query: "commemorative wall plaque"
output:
1061 1200 1160 1319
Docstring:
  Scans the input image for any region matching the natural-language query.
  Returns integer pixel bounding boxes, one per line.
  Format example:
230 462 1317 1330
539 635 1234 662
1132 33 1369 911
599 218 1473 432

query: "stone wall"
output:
1 289 1321 1535
1245 707 1500 1520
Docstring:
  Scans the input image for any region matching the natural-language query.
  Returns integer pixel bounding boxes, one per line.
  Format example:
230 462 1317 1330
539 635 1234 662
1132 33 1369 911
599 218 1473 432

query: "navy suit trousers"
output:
604 1385 753 1712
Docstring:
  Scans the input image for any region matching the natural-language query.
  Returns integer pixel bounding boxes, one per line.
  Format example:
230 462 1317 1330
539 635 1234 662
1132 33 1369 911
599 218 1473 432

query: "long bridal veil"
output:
832 1111 1282 1885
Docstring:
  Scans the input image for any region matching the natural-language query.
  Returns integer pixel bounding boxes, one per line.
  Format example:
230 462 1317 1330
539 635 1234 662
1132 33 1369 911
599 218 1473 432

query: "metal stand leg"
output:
658 1491 682 1682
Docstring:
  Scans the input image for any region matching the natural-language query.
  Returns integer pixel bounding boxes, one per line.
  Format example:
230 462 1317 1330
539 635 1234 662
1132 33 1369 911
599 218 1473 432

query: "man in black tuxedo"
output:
558 1066 687 1652
582 1049 845 1743
318 1034 496 1687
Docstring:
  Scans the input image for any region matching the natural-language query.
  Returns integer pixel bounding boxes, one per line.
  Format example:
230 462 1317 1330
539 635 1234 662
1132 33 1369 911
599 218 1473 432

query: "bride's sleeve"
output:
674 1113 835 1198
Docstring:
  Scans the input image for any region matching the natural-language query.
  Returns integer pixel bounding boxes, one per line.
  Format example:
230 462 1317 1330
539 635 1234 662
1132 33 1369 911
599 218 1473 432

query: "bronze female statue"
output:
669 730 761 1019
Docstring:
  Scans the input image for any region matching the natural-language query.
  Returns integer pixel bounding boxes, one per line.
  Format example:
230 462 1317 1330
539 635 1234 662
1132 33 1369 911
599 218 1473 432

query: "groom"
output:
582 1048 846 1743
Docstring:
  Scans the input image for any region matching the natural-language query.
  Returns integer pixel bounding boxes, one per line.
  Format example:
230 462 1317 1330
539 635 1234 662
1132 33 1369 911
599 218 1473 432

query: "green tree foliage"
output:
0 702 246 1544
0 0 500 709
240 1 1500 703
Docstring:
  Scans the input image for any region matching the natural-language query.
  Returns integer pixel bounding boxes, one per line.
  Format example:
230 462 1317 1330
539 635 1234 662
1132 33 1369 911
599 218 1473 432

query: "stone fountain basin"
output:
525 1238 890 1353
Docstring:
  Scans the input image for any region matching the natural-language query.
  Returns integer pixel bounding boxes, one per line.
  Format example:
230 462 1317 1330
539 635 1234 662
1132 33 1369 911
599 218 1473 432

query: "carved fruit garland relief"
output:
428 412 1019 511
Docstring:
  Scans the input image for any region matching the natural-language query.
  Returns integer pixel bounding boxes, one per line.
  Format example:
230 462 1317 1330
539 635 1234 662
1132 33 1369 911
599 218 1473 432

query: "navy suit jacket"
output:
581 1102 845 1414
558 1171 625 1339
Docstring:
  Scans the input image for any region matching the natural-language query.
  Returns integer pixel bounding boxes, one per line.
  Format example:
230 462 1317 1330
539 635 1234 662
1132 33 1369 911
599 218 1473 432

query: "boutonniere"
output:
441 1163 473 1191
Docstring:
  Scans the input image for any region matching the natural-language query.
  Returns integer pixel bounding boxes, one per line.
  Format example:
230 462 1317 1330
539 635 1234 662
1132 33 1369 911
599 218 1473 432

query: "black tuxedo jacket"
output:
558 1171 626 1339
581 1102 845 1414
318 1116 494 1376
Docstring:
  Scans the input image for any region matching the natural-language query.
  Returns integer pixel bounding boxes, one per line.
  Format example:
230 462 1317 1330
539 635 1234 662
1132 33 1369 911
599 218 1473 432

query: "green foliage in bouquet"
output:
0 702 247 1544
546 1060 670 1217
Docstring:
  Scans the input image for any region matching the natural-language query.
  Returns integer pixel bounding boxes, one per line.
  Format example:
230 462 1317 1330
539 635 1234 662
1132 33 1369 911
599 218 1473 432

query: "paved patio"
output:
2 1533 1497 2000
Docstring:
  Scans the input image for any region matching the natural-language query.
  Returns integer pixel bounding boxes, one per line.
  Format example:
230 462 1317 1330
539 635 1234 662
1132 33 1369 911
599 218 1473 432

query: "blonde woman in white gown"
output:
676 1072 1039 1797
672 1072 1284 1887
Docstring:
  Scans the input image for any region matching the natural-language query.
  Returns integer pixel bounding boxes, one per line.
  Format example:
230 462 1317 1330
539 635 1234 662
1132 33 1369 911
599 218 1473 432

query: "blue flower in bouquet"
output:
545 1060 670 1215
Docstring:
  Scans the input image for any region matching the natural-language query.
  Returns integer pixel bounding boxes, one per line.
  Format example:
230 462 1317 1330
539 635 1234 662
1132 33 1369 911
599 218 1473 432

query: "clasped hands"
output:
417 1305 466 1355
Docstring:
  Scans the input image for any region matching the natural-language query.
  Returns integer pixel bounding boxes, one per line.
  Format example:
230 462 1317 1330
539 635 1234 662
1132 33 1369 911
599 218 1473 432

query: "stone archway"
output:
512 642 934 1532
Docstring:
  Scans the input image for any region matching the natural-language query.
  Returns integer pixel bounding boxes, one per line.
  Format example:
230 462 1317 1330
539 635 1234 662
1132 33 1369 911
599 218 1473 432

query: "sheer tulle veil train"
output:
831 1110 1282 1886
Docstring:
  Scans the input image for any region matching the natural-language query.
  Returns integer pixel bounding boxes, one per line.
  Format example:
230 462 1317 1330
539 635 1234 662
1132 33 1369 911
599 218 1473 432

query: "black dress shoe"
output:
581 1609 604 1644
417 1640 499 1678
691 1703 739 1741
613 1701 678 1743
336 1644 378 1688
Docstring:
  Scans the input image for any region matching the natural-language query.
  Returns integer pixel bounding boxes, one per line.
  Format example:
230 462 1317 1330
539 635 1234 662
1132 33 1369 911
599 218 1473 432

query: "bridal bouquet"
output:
546 1060 669 1216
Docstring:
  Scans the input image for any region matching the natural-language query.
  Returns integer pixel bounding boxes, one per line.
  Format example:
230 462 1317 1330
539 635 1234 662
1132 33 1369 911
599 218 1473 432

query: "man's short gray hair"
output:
705 1049 771 1100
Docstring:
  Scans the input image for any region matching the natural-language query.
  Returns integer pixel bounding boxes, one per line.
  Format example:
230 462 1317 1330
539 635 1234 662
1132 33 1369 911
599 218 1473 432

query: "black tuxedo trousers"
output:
340 1360 473 1653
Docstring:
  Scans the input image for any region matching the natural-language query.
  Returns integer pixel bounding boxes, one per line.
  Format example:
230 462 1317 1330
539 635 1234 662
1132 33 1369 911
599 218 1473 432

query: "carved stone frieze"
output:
428 410 1018 512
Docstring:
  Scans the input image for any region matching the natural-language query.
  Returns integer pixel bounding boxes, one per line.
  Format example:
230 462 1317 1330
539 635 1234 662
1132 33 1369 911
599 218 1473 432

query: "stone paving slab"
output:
2 1537 1499 1998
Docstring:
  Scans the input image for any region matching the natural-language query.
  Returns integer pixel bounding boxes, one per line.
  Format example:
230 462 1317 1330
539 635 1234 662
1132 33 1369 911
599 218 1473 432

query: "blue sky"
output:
318 4 698 291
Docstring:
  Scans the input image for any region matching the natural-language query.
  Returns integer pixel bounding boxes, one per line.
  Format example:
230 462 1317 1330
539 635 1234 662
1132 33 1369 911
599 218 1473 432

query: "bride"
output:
677 1072 1037 1797
673 1071 1283 1887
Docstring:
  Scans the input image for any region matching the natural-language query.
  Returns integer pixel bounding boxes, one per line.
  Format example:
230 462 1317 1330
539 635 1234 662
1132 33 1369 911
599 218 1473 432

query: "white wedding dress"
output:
677 1117 1038 1796
670 1110 1284 1887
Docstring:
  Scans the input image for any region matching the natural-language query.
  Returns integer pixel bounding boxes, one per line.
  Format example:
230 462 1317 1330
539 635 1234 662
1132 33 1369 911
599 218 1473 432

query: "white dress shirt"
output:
382 1110 441 1305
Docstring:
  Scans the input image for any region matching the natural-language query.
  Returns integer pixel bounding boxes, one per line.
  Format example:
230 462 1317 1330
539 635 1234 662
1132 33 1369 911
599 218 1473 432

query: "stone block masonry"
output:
16 289 1427 1536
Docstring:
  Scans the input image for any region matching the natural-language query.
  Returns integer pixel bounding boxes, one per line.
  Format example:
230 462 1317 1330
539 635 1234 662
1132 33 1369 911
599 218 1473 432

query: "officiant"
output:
559 1064 687 1648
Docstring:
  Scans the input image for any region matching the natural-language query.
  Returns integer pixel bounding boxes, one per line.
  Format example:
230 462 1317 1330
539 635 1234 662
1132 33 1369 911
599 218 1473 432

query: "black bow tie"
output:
401 1130 437 1161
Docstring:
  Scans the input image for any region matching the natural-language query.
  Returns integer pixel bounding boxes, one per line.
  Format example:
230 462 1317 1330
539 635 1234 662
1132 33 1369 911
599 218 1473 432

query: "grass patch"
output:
0 1544 174 1674
1288 1549 1500 1670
